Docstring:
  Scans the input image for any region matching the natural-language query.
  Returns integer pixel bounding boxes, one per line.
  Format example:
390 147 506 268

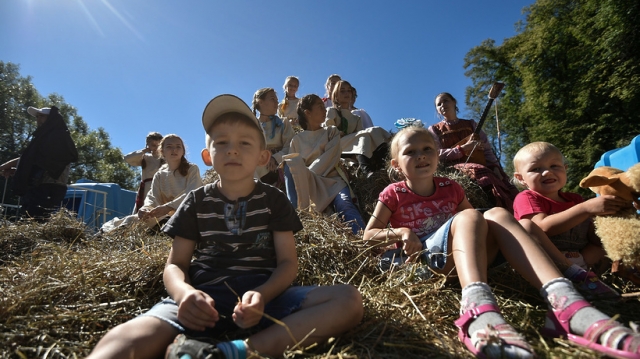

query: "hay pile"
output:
2 170 639 358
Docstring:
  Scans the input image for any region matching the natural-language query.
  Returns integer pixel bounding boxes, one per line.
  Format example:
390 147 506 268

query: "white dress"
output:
286 126 346 211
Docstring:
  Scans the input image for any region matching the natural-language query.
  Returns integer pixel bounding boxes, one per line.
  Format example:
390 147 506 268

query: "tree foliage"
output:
0 61 137 201
464 0 640 193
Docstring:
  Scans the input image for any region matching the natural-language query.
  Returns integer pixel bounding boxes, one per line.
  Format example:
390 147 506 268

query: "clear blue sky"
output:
1 0 532 178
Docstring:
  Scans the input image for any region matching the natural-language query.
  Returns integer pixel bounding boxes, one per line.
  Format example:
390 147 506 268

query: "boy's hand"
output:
176 289 219 331
232 290 265 329
583 195 629 215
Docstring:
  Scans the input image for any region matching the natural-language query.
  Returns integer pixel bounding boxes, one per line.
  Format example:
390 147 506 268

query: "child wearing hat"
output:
87 94 363 359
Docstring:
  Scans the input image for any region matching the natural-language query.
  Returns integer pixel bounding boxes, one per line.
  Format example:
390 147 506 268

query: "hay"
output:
2 182 639 358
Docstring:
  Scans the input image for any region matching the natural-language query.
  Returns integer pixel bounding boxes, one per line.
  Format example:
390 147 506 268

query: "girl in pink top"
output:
364 125 640 359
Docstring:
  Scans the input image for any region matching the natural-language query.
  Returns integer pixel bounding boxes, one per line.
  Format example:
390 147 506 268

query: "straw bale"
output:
1 181 639 358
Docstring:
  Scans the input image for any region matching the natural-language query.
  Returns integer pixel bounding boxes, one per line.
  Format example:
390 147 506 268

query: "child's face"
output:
161 137 185 163
258 91 279 116
514 148 567 197
202 121 269 183
305 99 327 128
284 80 299 98
337 84 353 107
391 131 439 182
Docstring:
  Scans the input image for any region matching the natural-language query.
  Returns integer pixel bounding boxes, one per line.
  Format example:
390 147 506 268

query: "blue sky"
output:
1 0 532 178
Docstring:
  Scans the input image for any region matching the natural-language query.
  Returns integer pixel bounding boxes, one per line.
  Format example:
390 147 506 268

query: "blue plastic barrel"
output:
595 135 640 171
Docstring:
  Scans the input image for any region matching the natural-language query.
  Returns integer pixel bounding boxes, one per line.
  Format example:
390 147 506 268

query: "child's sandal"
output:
455 304 534 358
541 299 640 358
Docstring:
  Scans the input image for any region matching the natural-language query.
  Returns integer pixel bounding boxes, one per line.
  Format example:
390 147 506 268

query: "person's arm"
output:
353 112 363 133
363 201 422 256
164 235 219 331
233 230 298 328
427 126 465 162
522 195 629 236
308 127 342 177
324 108 338 127
272 121 296 164
123 149 147 167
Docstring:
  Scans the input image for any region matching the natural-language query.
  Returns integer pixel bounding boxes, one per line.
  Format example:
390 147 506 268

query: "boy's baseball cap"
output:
27 107 51 117
202 94 263 135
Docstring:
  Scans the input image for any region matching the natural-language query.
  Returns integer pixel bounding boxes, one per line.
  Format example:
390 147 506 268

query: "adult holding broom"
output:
0 106 78 220
429 89 518 211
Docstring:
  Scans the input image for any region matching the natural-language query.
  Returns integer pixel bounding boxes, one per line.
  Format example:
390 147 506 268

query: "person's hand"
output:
143 146 153 154
582 195 629 215
233 290 265 329
137 208 151 220
633 198 640 212
148 205 172 219
400 229 423 258
176 289 219 331
266 157 278 172
462 140 483 154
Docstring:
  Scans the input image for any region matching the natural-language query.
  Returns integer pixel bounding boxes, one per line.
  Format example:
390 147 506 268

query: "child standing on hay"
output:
284 94 365 234
512 142 625 299
88 94 363 359
363 124 640 359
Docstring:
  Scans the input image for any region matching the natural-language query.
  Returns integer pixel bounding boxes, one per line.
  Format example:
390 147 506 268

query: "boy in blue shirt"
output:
88 94 363 359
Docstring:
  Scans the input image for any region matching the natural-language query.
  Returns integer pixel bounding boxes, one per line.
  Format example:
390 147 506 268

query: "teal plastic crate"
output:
595 135 640 171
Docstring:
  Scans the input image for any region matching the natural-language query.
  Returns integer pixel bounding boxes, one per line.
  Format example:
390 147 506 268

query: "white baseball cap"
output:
27 107 51 117
202 94 262 135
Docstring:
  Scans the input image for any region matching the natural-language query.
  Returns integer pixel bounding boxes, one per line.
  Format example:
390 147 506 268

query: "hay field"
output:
1 168 639 358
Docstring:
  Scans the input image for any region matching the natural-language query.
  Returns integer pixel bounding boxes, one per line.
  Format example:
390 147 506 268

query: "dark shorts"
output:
141 274 316 337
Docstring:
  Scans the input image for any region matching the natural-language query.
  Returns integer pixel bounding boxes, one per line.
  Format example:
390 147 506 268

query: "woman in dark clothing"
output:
0 106 78 219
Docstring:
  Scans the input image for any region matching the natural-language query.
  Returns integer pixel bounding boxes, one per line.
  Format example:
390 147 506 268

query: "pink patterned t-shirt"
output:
378 177 466 238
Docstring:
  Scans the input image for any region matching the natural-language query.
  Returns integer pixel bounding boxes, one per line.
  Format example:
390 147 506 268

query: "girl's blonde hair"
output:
159 134 190 177
387 125 439 182
252 87 276 116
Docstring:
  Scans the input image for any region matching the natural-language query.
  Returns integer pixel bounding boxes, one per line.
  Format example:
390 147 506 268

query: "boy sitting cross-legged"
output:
87 94 364 359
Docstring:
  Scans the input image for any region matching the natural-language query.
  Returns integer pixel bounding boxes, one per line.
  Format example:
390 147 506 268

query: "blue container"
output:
595 135 640 171
63 179 136 229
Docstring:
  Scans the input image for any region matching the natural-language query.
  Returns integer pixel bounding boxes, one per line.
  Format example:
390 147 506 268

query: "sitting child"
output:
87 94 363 359
252 87 296 187
512 142 626 299
137 134 203 227
324 80 390 177
363 125 640 359
284 94 365 234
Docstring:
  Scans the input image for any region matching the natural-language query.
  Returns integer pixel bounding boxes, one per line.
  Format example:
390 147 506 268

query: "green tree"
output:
464 0 640 193
0 61 137 203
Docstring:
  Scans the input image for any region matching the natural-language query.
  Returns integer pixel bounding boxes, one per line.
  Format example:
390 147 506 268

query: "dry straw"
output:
1 167 639 358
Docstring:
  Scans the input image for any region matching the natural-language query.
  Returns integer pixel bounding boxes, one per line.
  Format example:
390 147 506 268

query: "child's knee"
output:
482 207 513 222
330 285 364 318
454 208 486 226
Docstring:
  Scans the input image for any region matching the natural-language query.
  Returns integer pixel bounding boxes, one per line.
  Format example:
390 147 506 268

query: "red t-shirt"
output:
379 177 465 238
513 189 584 220
513 189 591 252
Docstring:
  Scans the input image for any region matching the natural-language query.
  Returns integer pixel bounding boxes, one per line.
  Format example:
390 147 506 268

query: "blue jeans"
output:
285 165 364 234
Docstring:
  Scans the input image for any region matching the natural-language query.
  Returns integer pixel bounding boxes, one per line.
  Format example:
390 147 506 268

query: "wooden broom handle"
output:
473 82 505 136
